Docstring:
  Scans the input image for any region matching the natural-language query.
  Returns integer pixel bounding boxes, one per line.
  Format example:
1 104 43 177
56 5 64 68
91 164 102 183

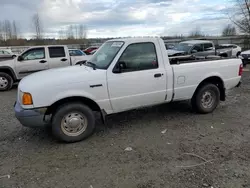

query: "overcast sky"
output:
0 0 233 38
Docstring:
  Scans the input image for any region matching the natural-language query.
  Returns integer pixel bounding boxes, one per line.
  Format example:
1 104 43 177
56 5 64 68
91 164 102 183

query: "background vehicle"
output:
167 40 216 57
69 49 92 64
89 49 97 55
0 49 16 59
165 43 175 50
83 46 98 55
216 44 241 57
239 50 250 66
14 37 242 143
69 49 87 56
168 40 233 58
0 45 91 91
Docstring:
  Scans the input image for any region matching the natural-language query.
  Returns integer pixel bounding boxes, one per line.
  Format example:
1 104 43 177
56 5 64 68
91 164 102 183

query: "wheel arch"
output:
0 66 17 81
45 96 101 116
192 76 225 101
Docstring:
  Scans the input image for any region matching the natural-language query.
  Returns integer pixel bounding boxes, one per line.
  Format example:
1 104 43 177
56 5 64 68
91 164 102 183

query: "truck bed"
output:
169 55 235 65
171 57 242 101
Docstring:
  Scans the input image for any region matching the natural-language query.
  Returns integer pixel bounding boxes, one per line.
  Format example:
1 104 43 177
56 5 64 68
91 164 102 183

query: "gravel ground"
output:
1 70 250 188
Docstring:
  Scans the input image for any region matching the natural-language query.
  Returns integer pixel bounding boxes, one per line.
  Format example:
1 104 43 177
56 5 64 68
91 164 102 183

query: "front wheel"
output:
52 103 95 142
191 84 220 114
0 72 13 91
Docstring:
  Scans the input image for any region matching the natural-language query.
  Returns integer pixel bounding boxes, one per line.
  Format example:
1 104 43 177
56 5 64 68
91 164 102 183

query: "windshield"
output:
87 41 124 69
174 43 193 52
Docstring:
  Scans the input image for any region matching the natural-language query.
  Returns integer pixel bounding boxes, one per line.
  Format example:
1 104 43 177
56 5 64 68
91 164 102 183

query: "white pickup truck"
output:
14 37 242 142
0 45 91 91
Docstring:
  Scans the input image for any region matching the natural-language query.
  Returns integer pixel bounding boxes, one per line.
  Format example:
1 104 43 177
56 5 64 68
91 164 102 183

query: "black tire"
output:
220 53 227 58
51 103 95 143
236 52 241 58
0 72 13 91
75 60 86 65
191 83 220 114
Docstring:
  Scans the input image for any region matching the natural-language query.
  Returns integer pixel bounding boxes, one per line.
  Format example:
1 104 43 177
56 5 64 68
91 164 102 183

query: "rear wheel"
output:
51 103 95 142
191 84 220 114
0 72 13 91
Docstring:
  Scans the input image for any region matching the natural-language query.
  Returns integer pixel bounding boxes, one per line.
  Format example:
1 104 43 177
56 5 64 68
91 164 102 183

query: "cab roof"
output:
107 37 160 43
181 40 213 44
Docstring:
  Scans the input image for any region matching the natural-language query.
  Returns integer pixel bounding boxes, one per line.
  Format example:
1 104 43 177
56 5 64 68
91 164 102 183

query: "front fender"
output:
49 90 96 106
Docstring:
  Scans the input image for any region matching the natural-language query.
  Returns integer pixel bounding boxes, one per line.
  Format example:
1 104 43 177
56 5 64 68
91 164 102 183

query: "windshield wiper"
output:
83 61 96 70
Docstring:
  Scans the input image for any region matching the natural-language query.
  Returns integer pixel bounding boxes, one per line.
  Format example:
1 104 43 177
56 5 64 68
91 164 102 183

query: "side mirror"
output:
191 49 198 54
17 56 24 61
113 61 126 73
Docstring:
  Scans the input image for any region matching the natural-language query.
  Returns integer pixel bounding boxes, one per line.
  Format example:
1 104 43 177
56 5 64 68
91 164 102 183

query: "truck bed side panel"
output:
172 59 242 101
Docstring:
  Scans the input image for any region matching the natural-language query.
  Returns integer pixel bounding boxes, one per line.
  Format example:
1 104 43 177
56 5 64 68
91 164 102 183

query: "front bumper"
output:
14 101 49 128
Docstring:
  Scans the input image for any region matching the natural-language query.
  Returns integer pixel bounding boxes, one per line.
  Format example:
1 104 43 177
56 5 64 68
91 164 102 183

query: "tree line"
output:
0 13 88 46
0 20 18 40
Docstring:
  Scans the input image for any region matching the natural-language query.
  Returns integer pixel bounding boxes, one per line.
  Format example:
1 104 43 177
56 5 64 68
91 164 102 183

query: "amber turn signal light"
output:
22 93 33 105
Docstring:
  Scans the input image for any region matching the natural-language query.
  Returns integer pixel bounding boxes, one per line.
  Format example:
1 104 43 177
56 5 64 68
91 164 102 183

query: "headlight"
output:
20 91 33 105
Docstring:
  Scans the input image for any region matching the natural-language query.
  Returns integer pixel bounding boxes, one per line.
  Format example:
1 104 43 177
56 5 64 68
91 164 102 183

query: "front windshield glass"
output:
174 43 193 52
87 41 124 69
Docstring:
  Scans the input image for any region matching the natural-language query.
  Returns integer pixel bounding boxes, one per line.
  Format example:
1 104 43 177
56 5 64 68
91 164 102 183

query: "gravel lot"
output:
1 70 250 188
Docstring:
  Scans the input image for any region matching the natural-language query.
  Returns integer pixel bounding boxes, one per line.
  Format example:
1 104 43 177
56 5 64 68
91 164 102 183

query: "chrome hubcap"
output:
201 91 214 109
61 112 88 137
0 77 8 89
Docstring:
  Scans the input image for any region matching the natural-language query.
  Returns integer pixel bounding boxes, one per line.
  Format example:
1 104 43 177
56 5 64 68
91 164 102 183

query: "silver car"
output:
0 49 16 59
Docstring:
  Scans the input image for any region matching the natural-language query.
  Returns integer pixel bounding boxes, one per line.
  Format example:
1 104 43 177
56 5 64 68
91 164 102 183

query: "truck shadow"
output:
3 101 195 145
95 100 195 132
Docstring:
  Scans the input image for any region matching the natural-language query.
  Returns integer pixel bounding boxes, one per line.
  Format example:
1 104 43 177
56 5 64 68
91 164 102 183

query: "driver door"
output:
16 47 49 79
191 44 204 56
107 42 167 113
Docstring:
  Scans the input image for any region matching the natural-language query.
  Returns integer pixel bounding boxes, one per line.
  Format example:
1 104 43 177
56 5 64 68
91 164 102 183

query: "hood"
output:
19 65 106 92
241 50 250 55
0 58 15 66
167 49 186 56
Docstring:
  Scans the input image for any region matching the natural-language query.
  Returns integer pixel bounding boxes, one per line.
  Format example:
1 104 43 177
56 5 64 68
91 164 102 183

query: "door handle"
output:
154 73 163 78
39 60 47 63
61 58 68 61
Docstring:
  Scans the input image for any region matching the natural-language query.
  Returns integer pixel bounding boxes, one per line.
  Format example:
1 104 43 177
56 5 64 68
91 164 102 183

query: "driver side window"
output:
22 48 45 61
117 42 158 72
192 44 203 53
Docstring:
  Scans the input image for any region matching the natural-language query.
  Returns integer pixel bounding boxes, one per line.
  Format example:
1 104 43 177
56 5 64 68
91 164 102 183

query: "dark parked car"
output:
239 50 250 67
167 40 233 58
